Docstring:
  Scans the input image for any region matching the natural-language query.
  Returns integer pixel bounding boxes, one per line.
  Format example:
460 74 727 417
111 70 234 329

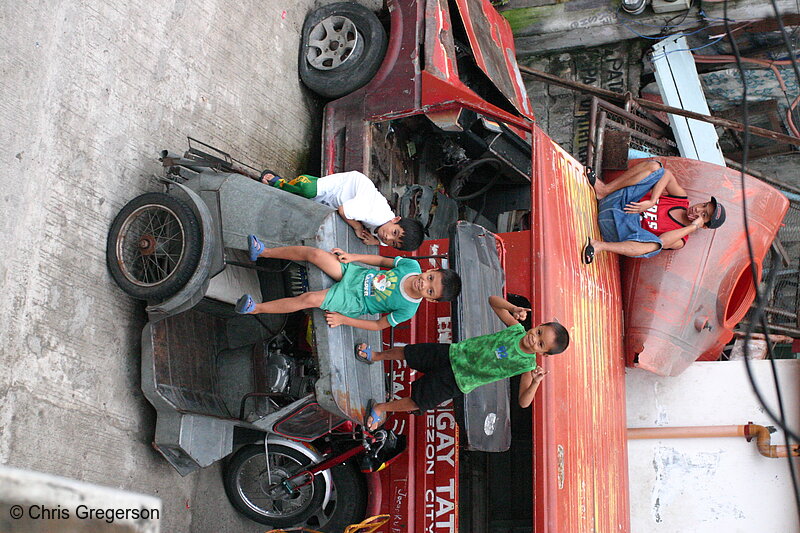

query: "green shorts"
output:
320 263 368 317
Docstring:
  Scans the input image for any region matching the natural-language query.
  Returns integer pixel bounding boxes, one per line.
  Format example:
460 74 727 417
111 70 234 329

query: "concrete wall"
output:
503 0 800 55
520 41 643 162
627 360 800 532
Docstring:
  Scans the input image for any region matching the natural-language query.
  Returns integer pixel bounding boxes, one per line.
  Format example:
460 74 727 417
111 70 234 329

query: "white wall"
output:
626 360 800 533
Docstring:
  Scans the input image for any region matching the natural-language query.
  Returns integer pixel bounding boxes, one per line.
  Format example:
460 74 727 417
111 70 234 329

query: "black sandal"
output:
586 167 597 187
582 237 595 265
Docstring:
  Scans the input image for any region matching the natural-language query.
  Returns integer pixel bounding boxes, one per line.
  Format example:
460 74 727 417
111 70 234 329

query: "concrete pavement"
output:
0 1 377 531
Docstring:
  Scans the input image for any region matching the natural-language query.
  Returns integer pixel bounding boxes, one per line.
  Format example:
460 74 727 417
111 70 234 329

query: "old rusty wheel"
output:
106 192 201 300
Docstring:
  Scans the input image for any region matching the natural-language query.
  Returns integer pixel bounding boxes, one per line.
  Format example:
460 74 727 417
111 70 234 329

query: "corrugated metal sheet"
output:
531 127 630 532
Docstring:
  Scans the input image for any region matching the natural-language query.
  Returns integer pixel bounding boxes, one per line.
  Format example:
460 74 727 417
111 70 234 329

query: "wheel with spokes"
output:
106 192 202 300
224 443 326 528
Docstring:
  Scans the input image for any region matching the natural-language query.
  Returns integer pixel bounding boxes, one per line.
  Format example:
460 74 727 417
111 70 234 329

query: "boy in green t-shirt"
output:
355 295 570 430
235 236 461 331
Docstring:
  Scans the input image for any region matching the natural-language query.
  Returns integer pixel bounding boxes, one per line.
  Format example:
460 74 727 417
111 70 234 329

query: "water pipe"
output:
628 423 800 458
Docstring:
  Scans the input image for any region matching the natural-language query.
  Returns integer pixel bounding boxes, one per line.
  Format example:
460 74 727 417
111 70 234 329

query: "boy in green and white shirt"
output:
356 295 570 430
235 236 461 331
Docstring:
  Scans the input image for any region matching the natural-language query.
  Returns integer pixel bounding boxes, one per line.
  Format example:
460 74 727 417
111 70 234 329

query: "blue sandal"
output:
235 294 256 314
248 235 265 262
364 399 385 432
354 343 374 364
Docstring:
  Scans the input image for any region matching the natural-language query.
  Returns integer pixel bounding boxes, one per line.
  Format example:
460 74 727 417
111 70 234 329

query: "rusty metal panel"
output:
530 127 630 533
453 0 534 118
311 213 387 423
151 309 231 418
424 0 459 82
602 130 632 170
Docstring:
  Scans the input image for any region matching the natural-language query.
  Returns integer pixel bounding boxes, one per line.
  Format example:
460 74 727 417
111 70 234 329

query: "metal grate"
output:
586 96 678 174
749 196 800 340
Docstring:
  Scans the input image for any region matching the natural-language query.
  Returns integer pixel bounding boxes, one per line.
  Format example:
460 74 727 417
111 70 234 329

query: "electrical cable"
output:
727 2 800 445
448 159 502 201
724 0 800 519
664 6 693 31
693 53 800 135
620 18 720 40
649 35 727 61
615 2 739 38
617 7 698 31
697 3 737 22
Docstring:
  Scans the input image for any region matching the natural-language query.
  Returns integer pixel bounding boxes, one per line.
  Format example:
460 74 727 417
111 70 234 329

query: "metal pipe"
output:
760 306 798 320
628 425 745 439
603 121 677 151
519 65 800 148
738 321 800 338
587 96 598 167
628 424 800 458
748 424 800 458
724 157 800 196
595 111 607 177
598 98 670 136
732 331 796 343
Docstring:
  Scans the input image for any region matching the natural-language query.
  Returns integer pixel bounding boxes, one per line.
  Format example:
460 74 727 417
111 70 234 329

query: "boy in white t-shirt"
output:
261 170 425 251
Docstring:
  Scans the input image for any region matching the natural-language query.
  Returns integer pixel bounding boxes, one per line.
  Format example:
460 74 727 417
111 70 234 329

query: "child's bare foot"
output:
592 179 610 200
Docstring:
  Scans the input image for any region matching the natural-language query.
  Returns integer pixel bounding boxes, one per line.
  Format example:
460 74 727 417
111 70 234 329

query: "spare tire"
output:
299 2 387 99
106 192 202 301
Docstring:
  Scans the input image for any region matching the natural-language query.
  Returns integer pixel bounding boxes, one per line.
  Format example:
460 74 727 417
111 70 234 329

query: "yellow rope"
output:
344 514 391 533
266 527 322 533
264 513 390 533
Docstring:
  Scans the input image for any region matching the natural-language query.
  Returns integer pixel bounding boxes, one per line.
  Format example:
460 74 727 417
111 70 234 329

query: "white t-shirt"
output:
313 171 395 232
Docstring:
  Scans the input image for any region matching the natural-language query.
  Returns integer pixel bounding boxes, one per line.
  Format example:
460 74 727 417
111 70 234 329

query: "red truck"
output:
105 1 627 530
306 1 629 531
309 2 786 529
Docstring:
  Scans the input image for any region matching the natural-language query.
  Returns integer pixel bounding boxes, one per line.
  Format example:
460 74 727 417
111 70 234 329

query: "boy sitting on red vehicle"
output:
356 295 570 430
261 170 425 251
582 159 726 264
235 237 461 331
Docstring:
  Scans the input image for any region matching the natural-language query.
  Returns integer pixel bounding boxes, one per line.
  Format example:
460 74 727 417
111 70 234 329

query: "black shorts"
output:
404 343 463 413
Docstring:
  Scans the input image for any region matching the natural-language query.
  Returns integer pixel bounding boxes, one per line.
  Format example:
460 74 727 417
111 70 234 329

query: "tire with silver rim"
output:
106 192 202 301
223 443 326 528
299 2 387 99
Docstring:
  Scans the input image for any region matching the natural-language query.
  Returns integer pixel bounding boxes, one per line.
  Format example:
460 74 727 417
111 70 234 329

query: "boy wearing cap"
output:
582 159 726 264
